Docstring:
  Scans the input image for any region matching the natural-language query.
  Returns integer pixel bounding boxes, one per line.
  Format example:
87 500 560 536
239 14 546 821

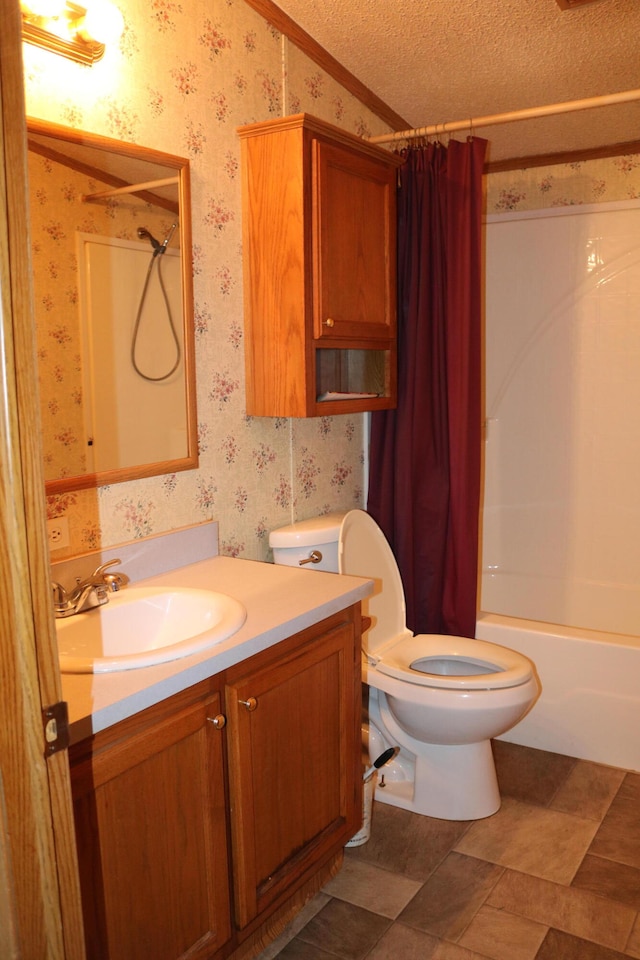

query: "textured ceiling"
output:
272 0 640 162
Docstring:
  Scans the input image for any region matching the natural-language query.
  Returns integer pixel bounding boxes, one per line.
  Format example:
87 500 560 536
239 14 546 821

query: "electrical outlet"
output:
47 516 70 550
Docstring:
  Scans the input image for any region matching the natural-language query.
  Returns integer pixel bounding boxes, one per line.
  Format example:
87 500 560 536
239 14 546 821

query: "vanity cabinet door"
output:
70 682 231 960
224 608 362 930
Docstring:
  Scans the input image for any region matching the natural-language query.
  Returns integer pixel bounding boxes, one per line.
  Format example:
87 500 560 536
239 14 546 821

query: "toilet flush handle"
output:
299 550 323 566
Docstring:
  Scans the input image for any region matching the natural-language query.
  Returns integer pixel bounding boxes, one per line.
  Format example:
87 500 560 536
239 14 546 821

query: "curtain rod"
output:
367 88 640 145
82 175 179 202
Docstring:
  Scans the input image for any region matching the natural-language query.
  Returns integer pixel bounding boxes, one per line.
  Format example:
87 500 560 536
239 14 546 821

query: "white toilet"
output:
269 509 540 821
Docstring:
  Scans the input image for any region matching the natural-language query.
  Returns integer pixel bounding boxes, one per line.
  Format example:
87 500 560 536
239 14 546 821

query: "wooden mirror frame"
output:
27 118 198 496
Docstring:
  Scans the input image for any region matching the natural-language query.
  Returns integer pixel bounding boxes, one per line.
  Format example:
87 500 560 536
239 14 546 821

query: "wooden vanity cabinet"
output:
69 605 362 960
238 113 401 418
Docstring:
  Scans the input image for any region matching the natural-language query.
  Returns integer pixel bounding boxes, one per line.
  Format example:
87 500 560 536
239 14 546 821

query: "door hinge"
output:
42 701 70 757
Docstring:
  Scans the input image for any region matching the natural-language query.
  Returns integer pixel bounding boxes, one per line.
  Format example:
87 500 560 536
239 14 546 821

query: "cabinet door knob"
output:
207 714 227 729
239 696 258 712
323 317 335 327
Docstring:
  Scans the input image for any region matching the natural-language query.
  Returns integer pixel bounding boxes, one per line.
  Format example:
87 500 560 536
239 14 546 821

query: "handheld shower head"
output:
137 226 161 251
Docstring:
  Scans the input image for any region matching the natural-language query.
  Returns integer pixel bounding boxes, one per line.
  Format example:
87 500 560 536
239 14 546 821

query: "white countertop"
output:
62 555 372 743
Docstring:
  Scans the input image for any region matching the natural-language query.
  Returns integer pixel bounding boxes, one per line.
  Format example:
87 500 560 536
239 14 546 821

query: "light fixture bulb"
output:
77 0 123 45
21 0 121 62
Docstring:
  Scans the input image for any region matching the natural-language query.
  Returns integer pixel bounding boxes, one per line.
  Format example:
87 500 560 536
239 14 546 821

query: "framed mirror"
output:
27 118 198 496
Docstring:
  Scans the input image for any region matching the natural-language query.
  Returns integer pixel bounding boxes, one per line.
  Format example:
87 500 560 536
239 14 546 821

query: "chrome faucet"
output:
52 559 129 618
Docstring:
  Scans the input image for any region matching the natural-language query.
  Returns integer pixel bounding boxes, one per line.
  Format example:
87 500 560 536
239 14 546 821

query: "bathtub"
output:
476 613 640 772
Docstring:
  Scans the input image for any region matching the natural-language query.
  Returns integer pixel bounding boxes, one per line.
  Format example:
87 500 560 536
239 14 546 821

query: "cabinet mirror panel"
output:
27 118 197 495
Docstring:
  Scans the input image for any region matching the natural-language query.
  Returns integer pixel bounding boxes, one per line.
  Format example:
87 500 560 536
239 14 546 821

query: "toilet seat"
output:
339 510 534 692
372 633 534 690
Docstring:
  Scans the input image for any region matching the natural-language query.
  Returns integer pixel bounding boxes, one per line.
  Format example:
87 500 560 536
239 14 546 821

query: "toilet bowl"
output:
269 510 540 820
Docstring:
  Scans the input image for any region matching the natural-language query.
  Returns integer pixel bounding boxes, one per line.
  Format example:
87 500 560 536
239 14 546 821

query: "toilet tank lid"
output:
269 513 345 548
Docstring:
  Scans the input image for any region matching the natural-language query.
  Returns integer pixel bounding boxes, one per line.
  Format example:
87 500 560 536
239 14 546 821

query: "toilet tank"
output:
269 513 345 573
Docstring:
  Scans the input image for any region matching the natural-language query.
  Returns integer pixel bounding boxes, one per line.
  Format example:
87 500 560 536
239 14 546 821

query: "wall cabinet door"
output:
70 684 231 960
225 612 362 929
313 138 397 343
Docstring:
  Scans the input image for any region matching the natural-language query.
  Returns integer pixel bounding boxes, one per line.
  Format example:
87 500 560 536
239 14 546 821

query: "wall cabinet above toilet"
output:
238 113 402 417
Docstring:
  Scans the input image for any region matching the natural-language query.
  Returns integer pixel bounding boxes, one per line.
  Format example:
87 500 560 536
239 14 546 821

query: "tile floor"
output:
256 741 640 960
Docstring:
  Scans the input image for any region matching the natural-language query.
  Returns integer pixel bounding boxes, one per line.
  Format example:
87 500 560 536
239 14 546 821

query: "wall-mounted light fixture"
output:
20 0 124 65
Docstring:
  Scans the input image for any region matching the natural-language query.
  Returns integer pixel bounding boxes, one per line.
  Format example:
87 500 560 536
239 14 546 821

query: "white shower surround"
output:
480 199 640 771
482 199 640 638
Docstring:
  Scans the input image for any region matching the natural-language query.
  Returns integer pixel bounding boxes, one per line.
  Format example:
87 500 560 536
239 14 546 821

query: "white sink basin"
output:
56 586 247 673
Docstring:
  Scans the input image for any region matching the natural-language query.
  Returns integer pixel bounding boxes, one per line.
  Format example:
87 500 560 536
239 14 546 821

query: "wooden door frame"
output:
0 1 85 957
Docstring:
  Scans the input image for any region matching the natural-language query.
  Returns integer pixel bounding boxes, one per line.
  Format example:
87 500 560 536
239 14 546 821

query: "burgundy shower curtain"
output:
368 137 487 637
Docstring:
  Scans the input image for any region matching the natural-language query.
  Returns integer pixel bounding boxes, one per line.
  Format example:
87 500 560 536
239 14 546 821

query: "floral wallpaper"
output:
23 0 393 561
487 152 640 212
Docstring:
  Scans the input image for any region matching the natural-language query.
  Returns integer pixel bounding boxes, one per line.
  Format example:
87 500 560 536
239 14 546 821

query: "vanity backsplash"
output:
50 520 219 594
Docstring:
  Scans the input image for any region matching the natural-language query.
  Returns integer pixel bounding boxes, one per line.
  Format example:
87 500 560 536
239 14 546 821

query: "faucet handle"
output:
90 558 123 580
